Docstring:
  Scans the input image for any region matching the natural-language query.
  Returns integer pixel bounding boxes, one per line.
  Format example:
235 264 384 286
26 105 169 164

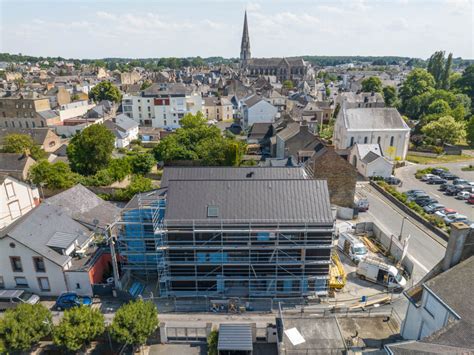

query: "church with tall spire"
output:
238 11 311 83
240 11 251 68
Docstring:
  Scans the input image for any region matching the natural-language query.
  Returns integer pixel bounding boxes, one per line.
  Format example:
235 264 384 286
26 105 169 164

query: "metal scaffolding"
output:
114 192 334 298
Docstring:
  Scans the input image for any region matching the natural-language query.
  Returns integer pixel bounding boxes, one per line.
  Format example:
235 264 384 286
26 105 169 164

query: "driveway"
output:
395 161 474 219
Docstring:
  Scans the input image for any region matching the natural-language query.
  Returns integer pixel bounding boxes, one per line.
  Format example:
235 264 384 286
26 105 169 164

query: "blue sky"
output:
0 0 472 59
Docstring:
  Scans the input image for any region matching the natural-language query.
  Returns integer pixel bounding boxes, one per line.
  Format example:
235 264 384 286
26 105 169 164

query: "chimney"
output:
442 222 471 271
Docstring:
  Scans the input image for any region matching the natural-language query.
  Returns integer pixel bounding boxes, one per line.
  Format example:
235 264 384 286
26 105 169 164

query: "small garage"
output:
218 323 253 355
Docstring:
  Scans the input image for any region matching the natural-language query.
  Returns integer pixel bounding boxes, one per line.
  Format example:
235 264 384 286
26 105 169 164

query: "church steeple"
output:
240 11 251 68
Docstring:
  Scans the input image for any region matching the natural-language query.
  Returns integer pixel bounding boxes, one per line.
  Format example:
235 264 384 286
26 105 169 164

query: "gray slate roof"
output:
343 108 409 130
0 128 56 146
164 179 332 224
0 153 34 172
361 151 381 164
46 184 120 228
218 324 253 351
161 166 308 186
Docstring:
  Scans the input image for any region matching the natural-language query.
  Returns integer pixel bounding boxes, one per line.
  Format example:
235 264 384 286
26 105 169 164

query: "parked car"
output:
0 290 40 310
406 189 425 196
439 183 450 191
416 198 438 207
356 198 369 212
468 194 474 205
444 213 468 225
407 192 429 201
445 185 461 196
385 176 401 185
453 178 468 186
54 292 92 311
356 258 406 289
456 191 471 200
337 232 368 263
440 172 458 180
434 208 457 219
427 176 447 185
431 168 447 175
423 203 445 213
421 174 436 181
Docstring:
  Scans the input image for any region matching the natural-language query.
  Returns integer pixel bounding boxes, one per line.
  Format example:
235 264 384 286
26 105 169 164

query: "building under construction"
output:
114 167 334 298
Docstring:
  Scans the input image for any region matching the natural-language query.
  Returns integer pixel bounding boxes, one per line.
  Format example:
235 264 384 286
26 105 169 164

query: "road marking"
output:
432 193 440 198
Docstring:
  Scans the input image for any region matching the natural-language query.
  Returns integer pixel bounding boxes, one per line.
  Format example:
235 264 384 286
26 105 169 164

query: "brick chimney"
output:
442 222 472 271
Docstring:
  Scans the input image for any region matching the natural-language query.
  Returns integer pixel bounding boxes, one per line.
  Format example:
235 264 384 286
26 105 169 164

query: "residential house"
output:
273 123 320 162
117 167 333 298
265 89 287 112
0 127 61 153
305 145 358 208
122 83 203 129
202 96 233 121
348 143 393 178
0 153 36 181
0 92 59 128
387 223 474 353
335 92 385 109
247 122 274 146
333 107 410 160
104 114 139 148
0 185 120 296
0 174 39 230
240 95 278 130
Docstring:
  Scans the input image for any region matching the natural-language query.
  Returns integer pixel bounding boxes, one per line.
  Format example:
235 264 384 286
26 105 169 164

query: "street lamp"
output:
399 216 407 241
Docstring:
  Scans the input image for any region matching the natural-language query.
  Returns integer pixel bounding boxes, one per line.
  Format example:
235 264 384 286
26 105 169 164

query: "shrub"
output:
207 330 219 355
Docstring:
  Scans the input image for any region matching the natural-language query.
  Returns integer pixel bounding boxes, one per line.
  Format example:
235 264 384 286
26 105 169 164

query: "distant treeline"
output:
0 52 472 69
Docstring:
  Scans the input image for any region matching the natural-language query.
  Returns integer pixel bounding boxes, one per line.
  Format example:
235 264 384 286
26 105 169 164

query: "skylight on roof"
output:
207 205 219 218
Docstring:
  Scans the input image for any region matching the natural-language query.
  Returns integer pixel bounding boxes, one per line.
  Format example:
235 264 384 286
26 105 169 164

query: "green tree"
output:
467 116 474 147
382 86 398 107
130 153 156 175
421 115 466 145
427 99 451 115
89 81 122 103
107 157 131 181
400 68 435 102
140 81 152 90
361 76 382 93
283 80 294 90
207 330 218 355
0 304 51 352
2 134 34 154
29 160 77 189
67 124 115 175
427 51 453 89
53 306 105 352
114 175 154 201
455 65 474 108
110 300 159 348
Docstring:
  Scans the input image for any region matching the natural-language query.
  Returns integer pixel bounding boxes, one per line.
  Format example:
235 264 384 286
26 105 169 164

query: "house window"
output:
32 122 36 128
25 121 29 128
5 182 16 198
207 205 219 218
15 277 28 288
364 137 368 144
10 256 23 272
33 257 46 272
377 136 381 144
37 277 50 291
390 136 394 146
164 120 167 125
8 201 21 220
0 276 4 289
350 137 354 146
76 283 81 289
41 121 44 127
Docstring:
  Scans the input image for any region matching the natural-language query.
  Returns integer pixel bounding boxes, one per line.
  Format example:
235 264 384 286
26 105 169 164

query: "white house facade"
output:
333 108 410 160
348 144 393 178
0 175 39 230
240 95 278 129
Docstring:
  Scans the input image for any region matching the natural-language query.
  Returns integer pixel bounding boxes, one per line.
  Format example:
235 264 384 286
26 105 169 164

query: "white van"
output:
0 290 40 310
356 257 407 289
337 232 368 263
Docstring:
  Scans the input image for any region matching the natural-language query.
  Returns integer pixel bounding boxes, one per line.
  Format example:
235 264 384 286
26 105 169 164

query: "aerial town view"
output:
0 0 473 354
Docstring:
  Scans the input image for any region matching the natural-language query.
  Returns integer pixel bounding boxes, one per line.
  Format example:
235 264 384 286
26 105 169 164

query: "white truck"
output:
337 232 368 263
356 257 407 289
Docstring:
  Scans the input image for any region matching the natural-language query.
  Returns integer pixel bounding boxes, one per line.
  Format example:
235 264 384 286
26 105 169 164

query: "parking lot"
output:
395 161 474 219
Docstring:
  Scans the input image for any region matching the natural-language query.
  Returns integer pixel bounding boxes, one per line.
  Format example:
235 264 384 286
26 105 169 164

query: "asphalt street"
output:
357 183 446 284
395 161 474 219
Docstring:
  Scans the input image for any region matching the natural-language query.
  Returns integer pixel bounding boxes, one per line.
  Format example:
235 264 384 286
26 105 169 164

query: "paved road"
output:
357 183 446 284
395 161 474 219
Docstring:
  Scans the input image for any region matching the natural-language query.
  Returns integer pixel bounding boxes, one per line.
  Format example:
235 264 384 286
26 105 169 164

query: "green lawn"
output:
406 154 474 164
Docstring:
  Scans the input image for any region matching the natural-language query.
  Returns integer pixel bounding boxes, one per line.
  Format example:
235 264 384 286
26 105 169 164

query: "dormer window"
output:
207 205 219 218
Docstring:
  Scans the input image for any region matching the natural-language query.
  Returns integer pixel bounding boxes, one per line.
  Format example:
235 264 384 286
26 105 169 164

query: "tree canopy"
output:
0 304 51 352
53 306 105 352
89 81 122 103
2 133 47 160
67 124 116 175
455 64 474 107
152 112 246 166
109 300 159 347
382 86 398 107
361 76 383 93
421 115 466 145
427 51 453 89
130 153 156 175
29 160 77 189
